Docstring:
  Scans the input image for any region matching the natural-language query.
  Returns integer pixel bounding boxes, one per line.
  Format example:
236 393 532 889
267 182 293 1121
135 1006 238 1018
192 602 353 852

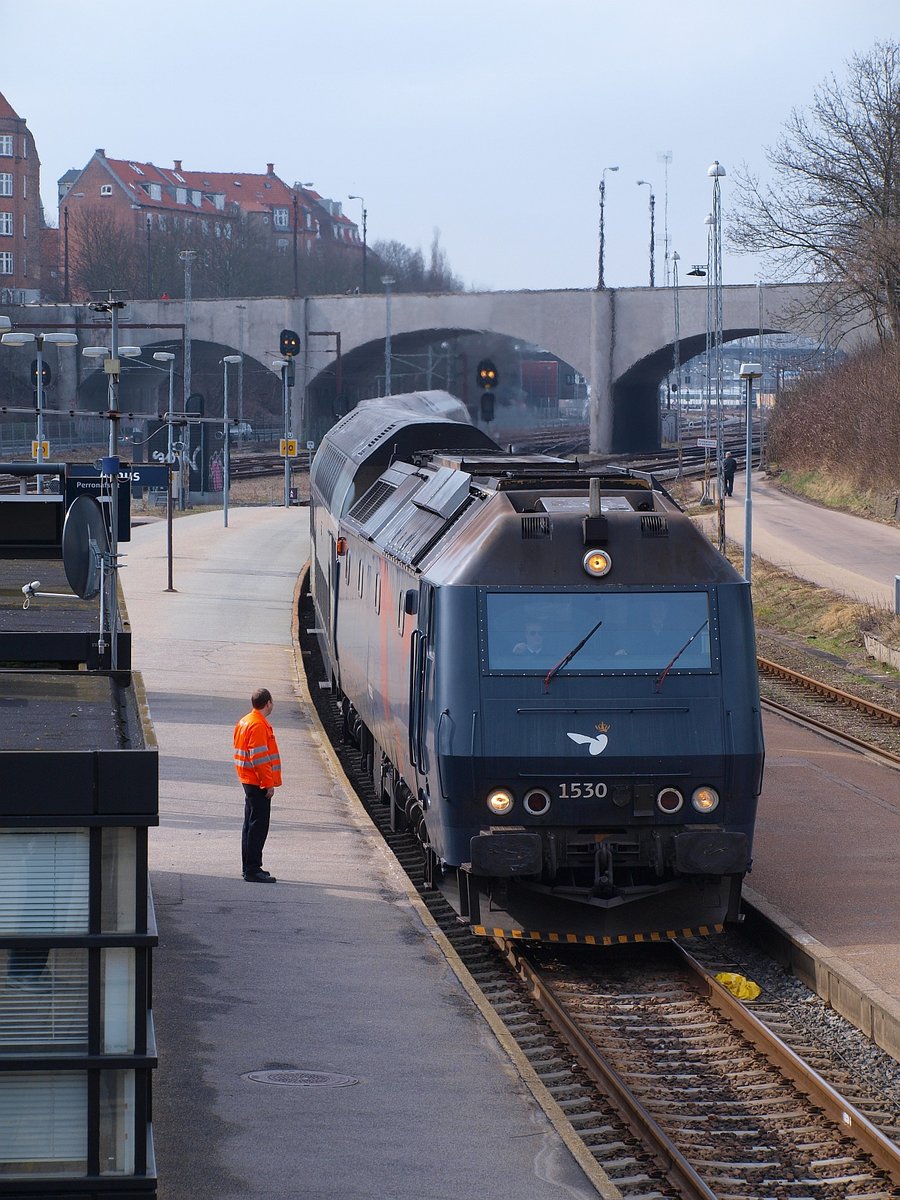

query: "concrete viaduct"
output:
5 284 870 453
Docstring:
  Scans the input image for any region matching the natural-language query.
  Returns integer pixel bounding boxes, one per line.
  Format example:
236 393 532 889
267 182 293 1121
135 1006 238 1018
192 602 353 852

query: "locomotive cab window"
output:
483 590 713 673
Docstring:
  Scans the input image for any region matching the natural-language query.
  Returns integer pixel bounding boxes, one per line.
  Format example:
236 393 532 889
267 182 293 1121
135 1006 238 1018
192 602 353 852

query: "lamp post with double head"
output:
597 166 619 289
707 159 726 552
0 330 78 492
636 180 656 286
152 351 179 506
348 195 367 292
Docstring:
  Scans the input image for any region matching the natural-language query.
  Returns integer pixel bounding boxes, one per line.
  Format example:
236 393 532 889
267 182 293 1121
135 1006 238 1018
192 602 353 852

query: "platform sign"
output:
280 438 298 457
696 438 717 448
32 440 50 459
65 464 132 543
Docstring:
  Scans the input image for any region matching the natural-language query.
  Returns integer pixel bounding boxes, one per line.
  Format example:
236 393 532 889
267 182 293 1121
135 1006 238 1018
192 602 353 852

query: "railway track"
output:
299 581 900 1200
504 941 900 1199
757 657 900 764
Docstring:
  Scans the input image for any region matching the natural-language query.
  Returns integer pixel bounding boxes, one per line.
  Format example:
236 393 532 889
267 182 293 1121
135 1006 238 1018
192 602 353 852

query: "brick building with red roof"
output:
0 90 45 301
57 151 360 295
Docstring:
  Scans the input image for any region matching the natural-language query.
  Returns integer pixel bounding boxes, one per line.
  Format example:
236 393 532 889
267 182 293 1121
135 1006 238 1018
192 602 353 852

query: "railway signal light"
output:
32 359 51 389
476 359 498 390
280 329 301 358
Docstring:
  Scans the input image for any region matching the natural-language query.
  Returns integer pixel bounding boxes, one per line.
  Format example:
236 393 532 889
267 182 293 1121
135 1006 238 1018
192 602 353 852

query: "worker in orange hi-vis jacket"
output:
233 687 282 882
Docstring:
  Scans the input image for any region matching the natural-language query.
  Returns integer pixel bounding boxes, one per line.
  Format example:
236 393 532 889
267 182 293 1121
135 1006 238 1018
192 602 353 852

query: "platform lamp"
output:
597 166 618 289
152 351 180 509
2 329 79 492
739 362 762 583
222 355 242 528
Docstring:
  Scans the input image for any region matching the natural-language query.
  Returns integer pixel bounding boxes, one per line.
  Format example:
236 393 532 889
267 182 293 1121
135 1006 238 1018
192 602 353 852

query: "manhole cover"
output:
243 1070 360 1087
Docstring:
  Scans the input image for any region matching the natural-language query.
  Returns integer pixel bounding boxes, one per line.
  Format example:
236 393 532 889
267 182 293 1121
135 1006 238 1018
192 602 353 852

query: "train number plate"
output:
558 781 608 799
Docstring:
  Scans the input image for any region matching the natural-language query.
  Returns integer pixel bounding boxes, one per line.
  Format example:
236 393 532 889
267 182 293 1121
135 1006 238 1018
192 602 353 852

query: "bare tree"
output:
731 40 900 344
70 206 142 300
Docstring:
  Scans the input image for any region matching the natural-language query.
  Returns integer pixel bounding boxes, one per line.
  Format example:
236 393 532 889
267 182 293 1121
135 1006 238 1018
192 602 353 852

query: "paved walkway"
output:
701 470 900 608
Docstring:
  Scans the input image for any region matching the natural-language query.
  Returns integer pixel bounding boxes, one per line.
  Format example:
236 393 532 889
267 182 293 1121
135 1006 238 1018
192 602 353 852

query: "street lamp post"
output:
381 275 395 395
740 362 762 582
707 159 727 552
222 356 242 528
636 180 656 286
0 330 78 492
597 166 619 289
348 195 367 292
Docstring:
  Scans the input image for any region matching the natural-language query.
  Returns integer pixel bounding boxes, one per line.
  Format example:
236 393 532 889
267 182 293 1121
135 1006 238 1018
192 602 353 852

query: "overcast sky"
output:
3 0 896 293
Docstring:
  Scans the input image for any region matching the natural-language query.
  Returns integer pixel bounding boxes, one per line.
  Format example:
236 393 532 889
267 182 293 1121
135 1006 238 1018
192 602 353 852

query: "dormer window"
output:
100 184 113 196
191 190 202 206
213 194 225 210
149 183 162 201
176 188 187 205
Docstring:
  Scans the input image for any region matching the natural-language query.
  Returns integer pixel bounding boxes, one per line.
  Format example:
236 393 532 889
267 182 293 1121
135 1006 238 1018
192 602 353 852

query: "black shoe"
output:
243 870 277 883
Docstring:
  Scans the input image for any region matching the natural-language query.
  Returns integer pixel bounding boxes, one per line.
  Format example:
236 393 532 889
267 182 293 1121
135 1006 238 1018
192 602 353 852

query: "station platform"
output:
121 508 607 1200
121 501 900 1199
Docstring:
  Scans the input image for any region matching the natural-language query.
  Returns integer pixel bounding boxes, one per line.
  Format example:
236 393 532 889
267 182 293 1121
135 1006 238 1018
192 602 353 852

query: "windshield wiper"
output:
655 620 709 692
543 618 603 693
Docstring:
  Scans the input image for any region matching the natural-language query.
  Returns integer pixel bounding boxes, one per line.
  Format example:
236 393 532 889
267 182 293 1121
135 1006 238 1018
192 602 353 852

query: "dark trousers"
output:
241 784 272 875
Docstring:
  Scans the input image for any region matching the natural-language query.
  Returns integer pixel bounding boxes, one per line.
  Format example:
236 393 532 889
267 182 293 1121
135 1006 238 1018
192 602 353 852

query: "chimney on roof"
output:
266 163 275 176
174 160 182 172
96 149 106 157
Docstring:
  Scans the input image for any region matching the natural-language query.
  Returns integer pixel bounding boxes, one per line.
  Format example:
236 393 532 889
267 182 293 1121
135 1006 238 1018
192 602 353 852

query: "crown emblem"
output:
595 722 610 733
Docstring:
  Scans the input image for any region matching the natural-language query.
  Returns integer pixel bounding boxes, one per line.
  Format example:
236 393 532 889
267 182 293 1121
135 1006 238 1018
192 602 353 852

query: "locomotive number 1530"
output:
558 781 608 799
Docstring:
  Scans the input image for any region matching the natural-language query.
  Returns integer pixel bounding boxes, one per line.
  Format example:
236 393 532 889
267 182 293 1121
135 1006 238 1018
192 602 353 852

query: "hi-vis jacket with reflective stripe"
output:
233 709 282 789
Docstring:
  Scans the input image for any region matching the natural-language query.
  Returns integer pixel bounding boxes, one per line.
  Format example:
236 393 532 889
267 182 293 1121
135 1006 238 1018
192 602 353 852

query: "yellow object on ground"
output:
715 972 762 1000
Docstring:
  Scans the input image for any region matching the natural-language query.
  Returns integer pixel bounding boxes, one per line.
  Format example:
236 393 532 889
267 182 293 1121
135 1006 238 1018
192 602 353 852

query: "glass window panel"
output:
99 1070 135 1175
485 591 712 673
0 830 90 934
101 826 136 933
0 948 89 1053
101 948 135 1054
0 1072 87 1174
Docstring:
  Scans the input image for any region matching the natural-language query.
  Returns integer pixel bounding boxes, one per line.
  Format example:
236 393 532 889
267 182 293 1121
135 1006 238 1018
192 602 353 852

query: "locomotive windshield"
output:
484 590 712 673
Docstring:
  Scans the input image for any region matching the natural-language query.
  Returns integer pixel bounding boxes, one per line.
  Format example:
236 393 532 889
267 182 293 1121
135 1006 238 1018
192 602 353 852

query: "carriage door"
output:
408 582 434 785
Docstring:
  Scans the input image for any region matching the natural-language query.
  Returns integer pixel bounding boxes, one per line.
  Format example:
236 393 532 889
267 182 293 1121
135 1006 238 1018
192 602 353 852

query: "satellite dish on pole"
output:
62 495 110 599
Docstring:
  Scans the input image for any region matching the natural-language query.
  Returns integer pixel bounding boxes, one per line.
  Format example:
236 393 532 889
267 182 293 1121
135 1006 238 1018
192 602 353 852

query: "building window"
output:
276 239 289 253
176 187 187 205
0 1072 88 1174
191 190 202 207
21 214 25 238
273 207 289 229
0 212 11 236
0 136 12 156
100 184 112 196
0 174 12 197
0 252 13 274
22 177 26 198
0 830 90 934
129 163 144 176
157 214 166 231
148 183 161 201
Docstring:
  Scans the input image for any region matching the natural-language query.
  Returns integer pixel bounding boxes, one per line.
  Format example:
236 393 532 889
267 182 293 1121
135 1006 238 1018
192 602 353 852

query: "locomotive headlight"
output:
691 786 720 813
523 788 551 816
486 788 514 815
582 548 612 578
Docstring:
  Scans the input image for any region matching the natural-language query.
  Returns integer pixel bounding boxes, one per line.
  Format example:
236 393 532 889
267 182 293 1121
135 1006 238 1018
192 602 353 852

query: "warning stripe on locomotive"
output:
472 924 724 945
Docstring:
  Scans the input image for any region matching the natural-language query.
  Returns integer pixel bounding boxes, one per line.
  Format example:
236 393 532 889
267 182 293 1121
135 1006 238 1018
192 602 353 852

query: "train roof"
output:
311 392 498 517
342 446 742 587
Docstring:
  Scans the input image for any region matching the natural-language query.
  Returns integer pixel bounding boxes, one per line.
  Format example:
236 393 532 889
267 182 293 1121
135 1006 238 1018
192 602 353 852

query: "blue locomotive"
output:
309 392 765 944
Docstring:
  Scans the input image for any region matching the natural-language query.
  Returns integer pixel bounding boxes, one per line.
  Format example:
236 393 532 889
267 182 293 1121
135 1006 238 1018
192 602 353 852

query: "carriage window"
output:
484 591 711 672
